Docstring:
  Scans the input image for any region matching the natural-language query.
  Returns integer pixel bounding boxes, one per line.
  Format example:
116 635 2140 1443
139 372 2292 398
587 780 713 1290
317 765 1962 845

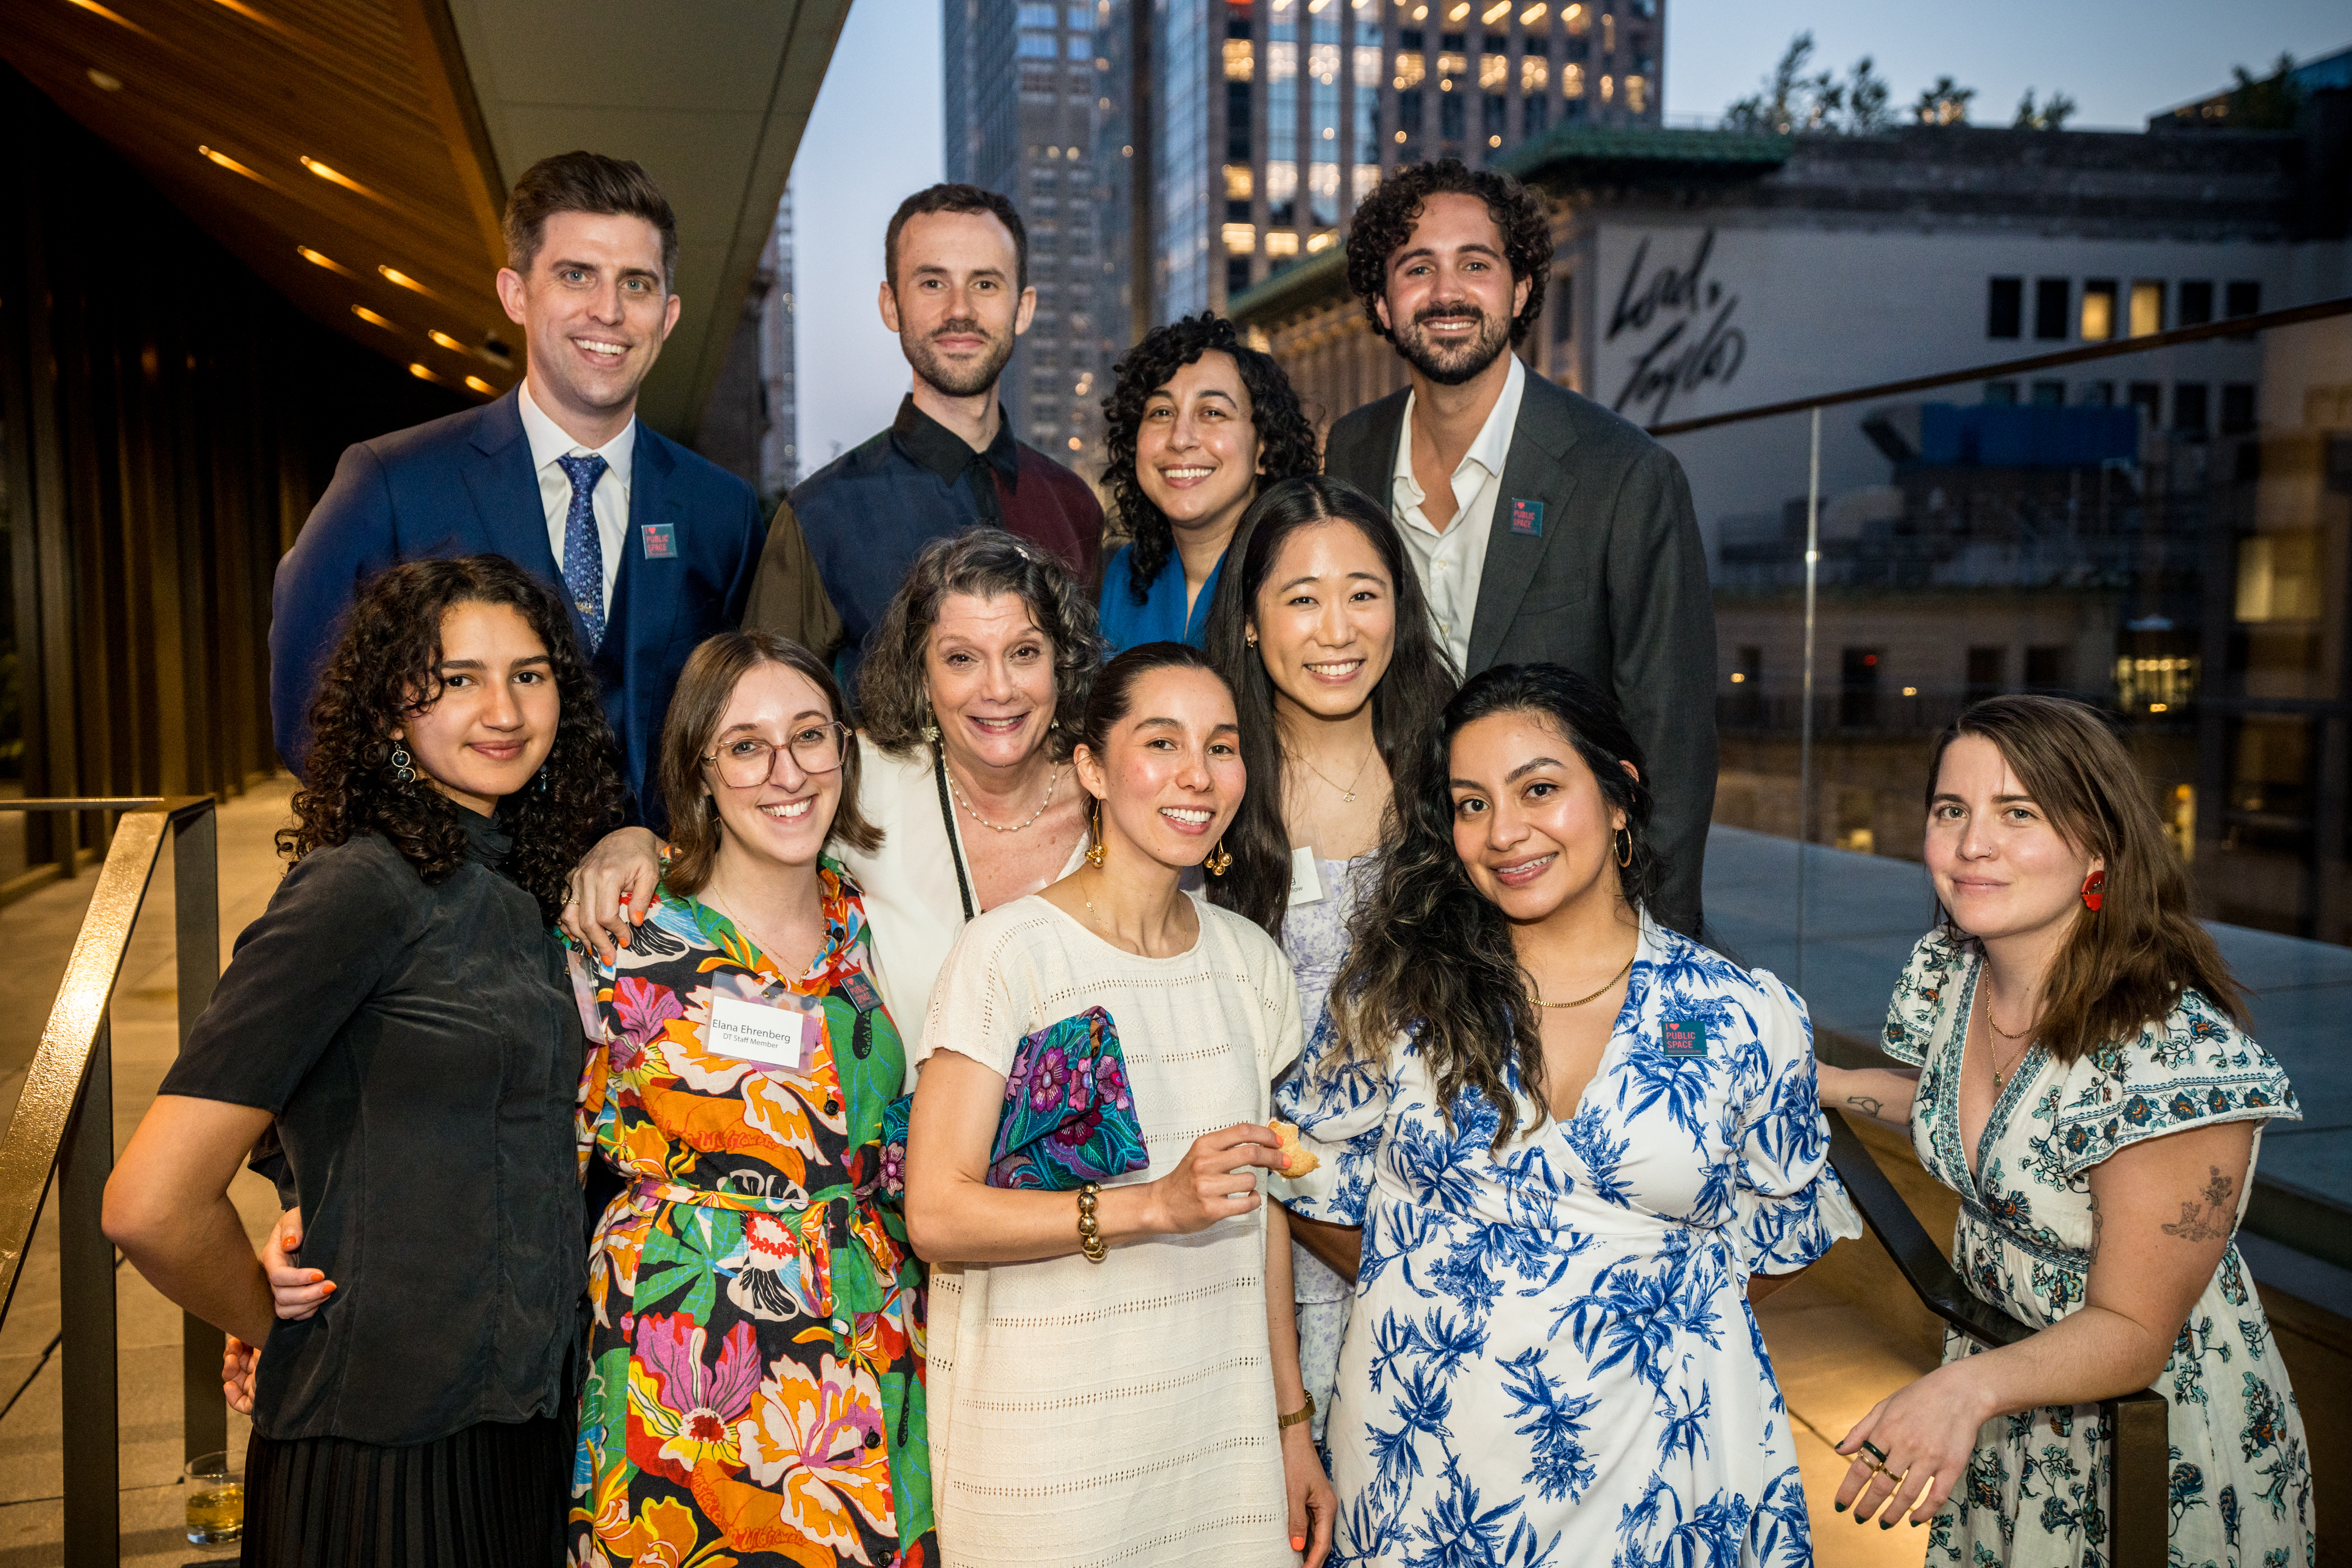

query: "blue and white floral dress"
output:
1881 929 2313 1568
1275 916 1860 1567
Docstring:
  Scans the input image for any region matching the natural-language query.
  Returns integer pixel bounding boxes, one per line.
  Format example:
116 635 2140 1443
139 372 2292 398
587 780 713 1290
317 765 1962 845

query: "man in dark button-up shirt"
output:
744 183 1102 688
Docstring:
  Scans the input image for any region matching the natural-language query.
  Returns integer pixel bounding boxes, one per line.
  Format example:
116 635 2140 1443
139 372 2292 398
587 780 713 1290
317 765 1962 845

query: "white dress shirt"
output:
517 380 634 610
1388 351 1526 674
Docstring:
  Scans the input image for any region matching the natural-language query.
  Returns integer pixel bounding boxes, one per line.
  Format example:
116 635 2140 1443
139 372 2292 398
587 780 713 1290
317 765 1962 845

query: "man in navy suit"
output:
270 151 787 828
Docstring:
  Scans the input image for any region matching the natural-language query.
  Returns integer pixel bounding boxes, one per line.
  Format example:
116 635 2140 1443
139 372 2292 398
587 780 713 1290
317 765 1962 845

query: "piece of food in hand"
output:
1268 1119 1319 1178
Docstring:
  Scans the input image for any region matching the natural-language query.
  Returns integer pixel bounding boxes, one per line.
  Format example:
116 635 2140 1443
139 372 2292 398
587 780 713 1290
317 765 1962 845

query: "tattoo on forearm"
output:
2088 1192 2103 1262
2160 1166 2237 1244
1846 1095 1884 1118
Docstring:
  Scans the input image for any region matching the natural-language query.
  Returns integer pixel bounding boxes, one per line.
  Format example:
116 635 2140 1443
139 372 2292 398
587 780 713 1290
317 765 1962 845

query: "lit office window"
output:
2129 281 2163 337
1438 51 1466 77
1565 1 1584 31
1268 40 1297 78
1520 54 1548 91
1564 62 1584 96
1352 163 1379 199
1265 160 1299 203
1267 230 1301 256
1479 52 1506 88
1225 162 1253 198
1224 222 1258 254
1600 72 1613 101
1396 51 1426 86
2080 279 2117 342
1602 11 1613 49
1225 38 1254 78
1625 74 1646 113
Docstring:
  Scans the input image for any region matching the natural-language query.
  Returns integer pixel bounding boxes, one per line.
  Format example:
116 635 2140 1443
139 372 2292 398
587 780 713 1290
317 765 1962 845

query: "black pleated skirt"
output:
240 1415 570 1568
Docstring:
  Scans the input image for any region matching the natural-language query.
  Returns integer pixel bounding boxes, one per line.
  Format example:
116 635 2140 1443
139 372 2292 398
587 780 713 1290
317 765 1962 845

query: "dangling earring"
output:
389 742 416 785
2080 870 2106 912
920 701 940 745
1085 798 1107 869
533 765 550 797
1205 839 1233 877
1614 826 1632 868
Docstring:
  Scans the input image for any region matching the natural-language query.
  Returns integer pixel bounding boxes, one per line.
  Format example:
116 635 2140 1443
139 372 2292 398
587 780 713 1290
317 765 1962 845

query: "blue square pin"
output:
1662 1019 1707 1057
641 522 677 559
1509 498 1543 536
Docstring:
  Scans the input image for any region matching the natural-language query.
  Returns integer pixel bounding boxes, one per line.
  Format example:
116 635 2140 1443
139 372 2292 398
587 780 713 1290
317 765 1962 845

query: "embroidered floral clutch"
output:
879 1005 1148 1196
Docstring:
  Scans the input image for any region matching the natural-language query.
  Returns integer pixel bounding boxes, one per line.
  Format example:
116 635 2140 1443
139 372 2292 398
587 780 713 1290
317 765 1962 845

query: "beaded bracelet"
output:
1076 1182 1107 1263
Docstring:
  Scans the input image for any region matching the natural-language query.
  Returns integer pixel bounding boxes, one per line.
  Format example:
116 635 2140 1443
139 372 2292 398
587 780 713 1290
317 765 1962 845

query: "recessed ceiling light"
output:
463 375 494 395
300 156 371 197
296 245 355 277
427 330 465 352
197 145 264 183
352 305 395 330
378 265 440 300
407 362 442 384
64 0 149 36
86 69 123 91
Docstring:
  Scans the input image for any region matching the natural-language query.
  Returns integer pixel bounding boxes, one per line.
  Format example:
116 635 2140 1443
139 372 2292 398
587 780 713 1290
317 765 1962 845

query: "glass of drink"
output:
184 1450 244 1547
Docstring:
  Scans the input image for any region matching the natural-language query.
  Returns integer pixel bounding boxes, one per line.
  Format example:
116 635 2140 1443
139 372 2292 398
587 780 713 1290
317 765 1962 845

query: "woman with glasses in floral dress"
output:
567 632 934 1568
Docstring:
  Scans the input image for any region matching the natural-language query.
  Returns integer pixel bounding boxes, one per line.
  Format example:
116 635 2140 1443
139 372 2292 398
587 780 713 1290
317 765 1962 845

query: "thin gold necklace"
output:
1978 979 2036 1091
1533 953 1634 1009
1295 743 1377 805
709 889 821 979
948 758 1062 833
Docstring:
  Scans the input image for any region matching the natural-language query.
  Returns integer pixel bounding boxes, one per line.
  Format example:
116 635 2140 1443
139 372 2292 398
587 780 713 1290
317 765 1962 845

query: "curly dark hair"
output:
857 529 1104 762
278 556 623 923
1100 313 1320 606
1343 158 1551 348
1329 664 1660 1150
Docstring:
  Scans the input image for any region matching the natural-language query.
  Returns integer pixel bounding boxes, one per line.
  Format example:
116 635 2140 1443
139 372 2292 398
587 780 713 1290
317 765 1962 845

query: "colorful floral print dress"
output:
1880 928 2312 1568
570 861 935 1568
1275 915 1861 1567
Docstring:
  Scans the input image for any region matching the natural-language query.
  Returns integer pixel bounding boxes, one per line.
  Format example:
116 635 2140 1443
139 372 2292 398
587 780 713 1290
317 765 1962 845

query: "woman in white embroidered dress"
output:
1818 696 2310 1566
904 642 1334 1566
1278 663 1858 1567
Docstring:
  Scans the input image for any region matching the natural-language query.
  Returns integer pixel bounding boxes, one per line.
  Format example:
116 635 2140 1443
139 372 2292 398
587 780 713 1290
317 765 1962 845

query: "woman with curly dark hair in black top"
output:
105 555 620 1568
1098 312 1319 653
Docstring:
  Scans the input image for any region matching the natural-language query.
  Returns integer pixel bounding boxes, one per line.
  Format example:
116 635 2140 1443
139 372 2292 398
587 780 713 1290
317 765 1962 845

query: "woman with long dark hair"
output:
904 642 1334 1565
1199 473 1455 1446
1276 663 1856 1565
1818 696 2309 1565
1097 314 1319 653
104 556 621 1566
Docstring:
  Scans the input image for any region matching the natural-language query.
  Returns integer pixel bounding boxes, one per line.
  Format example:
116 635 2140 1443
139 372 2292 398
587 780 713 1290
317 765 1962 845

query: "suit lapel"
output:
459 390 559 582
1466 376 1580 675
1331 389 1408 497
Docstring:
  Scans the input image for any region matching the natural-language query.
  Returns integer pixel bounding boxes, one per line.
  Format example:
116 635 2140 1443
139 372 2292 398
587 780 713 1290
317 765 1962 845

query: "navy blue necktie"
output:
556 453 609 653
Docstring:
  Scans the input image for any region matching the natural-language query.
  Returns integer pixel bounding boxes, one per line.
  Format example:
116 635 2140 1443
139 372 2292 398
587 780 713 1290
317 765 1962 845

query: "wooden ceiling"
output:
6 0 852 435
7 0 520 400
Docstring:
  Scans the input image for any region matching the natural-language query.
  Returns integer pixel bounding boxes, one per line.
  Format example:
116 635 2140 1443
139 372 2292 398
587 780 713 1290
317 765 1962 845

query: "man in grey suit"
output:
1322 158 1716 935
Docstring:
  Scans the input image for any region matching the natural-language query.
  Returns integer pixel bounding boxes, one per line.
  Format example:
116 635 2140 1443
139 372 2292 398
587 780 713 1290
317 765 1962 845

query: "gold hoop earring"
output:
1614 827 1633 868
1085 798 1107 869
1205 839 1233 877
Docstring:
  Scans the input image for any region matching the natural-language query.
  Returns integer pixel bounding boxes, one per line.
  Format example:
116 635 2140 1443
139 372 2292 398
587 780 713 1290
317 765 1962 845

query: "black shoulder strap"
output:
932 742 978 923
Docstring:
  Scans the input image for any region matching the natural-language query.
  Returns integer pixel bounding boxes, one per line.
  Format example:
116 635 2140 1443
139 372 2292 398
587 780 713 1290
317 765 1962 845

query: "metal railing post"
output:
58 1016 118 1568
172 802 226 1464
1795 404 1820 991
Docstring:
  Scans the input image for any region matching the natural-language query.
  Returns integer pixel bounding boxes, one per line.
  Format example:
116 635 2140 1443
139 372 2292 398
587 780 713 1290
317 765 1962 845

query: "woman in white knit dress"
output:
906 642 1336 1567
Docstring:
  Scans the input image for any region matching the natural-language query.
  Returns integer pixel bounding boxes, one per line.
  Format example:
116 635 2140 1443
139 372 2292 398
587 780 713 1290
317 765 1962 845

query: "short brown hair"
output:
503 151 679 290
858 530 1102 758
1925 695 2244 1064
658 632 881 899
884 183 1029 293
1343 158 1552 347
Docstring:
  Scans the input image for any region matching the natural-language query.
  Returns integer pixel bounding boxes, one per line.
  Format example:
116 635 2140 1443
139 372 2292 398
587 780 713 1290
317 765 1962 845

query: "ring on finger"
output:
1859 1440 1889 1466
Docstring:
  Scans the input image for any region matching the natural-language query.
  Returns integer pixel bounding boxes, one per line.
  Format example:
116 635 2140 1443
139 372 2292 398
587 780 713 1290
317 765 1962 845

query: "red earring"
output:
2080 871 2106 912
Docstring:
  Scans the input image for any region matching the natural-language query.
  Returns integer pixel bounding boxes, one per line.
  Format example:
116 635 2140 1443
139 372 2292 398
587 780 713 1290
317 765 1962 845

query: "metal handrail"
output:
1826 1109 2168 1566
0 796 221 1568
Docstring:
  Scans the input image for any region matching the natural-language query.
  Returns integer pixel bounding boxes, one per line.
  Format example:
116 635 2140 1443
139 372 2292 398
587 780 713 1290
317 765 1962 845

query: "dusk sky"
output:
789 0 2348 473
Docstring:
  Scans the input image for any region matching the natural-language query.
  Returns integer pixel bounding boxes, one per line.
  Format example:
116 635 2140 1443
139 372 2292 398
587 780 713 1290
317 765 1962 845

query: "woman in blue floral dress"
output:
1819 696 2311 1567
1276 664 1859 1567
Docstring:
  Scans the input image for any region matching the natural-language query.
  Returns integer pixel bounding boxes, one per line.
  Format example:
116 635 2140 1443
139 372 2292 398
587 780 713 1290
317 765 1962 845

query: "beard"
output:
903 315 1016 398
1392 303 1514 387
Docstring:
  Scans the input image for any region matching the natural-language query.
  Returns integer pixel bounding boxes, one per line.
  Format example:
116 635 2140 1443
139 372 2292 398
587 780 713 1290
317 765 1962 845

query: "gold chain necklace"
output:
708 889 821 980
1979 979 2037 1091
1295 743 1377 805
948 759 1062 833
1533 953 1634 1009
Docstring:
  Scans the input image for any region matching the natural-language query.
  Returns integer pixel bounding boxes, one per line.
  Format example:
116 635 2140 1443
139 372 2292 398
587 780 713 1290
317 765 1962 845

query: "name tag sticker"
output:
641 522 677 559
1662 1019 1707 1058
841 972 882 1014
1509 498 1544 536
1287 846 1323 907
707 994 819 1071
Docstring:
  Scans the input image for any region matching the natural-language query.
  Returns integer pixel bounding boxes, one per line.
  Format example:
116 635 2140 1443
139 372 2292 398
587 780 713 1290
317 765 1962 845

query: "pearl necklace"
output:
948 759 1063 833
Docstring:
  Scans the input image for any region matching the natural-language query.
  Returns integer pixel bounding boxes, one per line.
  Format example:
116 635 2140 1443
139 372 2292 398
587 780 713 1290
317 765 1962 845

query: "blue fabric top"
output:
1099 542 1222 654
